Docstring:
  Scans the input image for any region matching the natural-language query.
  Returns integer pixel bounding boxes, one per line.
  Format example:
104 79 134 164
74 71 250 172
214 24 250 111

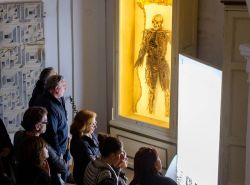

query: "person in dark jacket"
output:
29 67 57 107
14 107 67 185
0 118 14 185
16 136 51 185
129 147 177 185
70 109 100 185
34 75 68 158
33 74 70 182
84 134 128 185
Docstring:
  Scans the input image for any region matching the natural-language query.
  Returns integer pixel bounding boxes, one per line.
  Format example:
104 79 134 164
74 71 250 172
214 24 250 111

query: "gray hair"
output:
45 74 64 91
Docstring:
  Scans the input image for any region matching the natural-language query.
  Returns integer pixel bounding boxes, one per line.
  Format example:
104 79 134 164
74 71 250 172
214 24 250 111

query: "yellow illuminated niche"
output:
119 0 172 128
137 0 172 8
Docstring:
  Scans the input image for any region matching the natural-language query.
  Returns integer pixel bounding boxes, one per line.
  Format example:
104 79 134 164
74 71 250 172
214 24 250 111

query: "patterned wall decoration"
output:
0 2 45 132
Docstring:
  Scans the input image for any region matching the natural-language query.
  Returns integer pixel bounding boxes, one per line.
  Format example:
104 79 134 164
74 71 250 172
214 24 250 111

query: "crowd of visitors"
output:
0 67 177 185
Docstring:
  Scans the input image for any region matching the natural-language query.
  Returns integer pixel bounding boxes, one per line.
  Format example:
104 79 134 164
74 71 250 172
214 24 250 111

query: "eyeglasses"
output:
41 120 48 124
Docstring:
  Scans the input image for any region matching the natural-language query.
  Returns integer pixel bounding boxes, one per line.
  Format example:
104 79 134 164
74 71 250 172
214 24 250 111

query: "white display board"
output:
177 54 222 185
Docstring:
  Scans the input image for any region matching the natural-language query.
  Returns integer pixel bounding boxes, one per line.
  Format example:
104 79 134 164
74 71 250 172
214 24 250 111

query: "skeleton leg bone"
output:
165 89 170 117
148 87 156 114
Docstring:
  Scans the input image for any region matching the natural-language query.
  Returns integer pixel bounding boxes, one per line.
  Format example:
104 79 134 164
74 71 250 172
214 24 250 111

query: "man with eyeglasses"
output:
33 75 70 185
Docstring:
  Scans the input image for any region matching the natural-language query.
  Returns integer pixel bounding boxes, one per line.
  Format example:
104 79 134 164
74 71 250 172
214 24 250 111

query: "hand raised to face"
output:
113 150 128 169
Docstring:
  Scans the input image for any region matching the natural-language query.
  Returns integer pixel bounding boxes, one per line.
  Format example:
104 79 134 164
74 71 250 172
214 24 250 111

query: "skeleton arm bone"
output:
134 30 149 68
167 30 172 44
135 46 146 68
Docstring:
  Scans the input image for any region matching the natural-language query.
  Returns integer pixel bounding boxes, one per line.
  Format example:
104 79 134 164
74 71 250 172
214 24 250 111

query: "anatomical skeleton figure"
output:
135 14 171 116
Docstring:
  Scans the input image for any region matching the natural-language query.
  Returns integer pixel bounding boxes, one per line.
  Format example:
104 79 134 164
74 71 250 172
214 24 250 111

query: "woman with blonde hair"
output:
70 109 100 185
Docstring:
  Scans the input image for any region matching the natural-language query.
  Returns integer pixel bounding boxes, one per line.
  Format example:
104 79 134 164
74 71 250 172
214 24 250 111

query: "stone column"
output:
240 43 250 185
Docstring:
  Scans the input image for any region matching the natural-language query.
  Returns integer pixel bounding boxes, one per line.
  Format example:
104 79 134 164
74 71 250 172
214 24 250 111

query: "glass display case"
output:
119 0 173 128
109 0 197 172
111 0 197 132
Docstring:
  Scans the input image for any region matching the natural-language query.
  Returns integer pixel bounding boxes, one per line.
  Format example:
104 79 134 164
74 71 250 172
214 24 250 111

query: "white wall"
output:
43 0 74 125
72 0 107 132
105 0 116 130
43 0 108 132
43 0 59 70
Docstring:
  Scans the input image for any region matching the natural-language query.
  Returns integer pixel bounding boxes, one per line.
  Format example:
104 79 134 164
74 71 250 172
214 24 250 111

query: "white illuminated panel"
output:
177 54 222 185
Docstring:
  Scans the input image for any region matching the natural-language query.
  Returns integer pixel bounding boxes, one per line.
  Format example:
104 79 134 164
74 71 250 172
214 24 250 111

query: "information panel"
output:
177 54 222 185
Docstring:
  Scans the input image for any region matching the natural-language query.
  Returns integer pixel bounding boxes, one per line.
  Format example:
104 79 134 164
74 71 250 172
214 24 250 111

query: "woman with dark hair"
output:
129 147 177 185
84 134 128 185
14 107 67 185
16 136 51 185
70 109 100 185
29 67 57 107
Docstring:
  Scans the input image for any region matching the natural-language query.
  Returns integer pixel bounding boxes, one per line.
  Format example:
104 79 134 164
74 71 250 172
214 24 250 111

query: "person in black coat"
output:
33 75 68 158
129 147 177 185
70 109 100 185
29 67 57 107
0 118 14 185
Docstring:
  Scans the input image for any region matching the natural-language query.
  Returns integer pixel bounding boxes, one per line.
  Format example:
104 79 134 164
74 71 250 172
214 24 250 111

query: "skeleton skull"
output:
152 14 163 31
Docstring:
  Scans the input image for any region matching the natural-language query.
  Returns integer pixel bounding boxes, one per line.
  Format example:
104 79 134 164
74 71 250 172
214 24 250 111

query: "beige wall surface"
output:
197 0 224 69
